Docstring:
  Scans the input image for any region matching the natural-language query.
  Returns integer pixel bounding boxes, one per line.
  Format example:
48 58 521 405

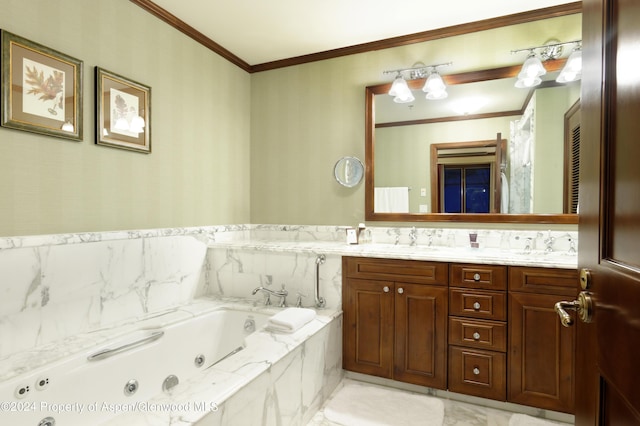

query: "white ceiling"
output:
149 0 576 66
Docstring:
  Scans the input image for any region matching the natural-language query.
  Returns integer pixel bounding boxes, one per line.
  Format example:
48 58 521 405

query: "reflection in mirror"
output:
430 137 506 214
365 10 582 224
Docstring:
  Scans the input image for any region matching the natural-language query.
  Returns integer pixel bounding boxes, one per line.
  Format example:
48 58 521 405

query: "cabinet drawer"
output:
344 256 447 286
449 317 507 352
448 346 506 401
450 264 507 290
449 289 507 321
509 267 578 296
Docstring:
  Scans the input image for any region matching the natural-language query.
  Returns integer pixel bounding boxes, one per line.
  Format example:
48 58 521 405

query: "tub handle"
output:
315 254 326 308
87 330 164 362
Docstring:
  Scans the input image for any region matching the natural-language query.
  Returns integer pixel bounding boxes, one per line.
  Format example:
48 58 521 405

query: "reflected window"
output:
443 165 491 213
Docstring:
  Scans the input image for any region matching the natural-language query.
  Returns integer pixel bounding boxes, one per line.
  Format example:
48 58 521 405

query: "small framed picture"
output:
95 67 151 153
1 30 83 141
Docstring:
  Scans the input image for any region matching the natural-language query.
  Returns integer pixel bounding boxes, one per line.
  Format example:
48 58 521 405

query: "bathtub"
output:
0 307 273 426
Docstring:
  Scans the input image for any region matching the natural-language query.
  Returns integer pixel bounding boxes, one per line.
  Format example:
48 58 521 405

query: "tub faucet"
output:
252 286 288 307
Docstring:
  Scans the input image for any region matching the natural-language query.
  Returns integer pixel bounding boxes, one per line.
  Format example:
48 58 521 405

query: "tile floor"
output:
307 379 574 426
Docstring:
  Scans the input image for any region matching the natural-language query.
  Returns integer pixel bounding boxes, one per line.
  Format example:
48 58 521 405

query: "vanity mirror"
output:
365 8 581 224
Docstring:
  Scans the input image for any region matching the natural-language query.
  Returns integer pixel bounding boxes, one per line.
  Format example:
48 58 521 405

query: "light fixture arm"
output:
511 39 581 56
383 62 452 78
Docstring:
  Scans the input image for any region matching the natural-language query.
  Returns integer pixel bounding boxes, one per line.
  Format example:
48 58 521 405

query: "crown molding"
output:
130 1 582 74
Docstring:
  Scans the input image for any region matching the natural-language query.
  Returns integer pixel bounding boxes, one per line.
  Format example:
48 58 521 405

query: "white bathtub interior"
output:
0 306 278 426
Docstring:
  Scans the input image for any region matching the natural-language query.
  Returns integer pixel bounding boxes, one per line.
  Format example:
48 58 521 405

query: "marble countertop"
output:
208 240 578 269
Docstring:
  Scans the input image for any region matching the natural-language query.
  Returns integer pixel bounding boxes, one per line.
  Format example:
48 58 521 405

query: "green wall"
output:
0 1 581 236
0 0 251 236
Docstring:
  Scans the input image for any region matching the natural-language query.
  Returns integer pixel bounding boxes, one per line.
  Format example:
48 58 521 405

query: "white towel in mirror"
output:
374 187 409 213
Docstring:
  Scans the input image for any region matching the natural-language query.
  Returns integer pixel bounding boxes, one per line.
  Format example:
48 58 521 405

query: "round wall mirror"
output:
334 156 364 187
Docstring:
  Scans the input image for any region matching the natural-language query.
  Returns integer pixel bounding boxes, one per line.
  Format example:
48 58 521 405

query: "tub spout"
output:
252 286 288 307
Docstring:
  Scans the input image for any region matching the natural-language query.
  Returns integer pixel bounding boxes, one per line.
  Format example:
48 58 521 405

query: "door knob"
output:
555 291 593 327
383 286 390 293
398 288 404 294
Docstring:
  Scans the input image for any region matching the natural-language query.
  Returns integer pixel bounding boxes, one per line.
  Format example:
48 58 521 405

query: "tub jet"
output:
124 379 139 396
163 375 179 392
38 417 55 426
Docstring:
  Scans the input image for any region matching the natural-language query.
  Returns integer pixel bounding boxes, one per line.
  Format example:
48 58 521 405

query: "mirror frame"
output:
365 59 579 224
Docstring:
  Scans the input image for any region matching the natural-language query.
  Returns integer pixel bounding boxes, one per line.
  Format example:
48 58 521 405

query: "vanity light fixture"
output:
424 70 448 99
384 62 452 103
512 40 581 88
556 44 582 83
388 72 414 103
514 51 546 88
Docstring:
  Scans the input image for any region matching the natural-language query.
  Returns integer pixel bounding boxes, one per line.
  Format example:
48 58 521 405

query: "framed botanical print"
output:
95 67 151 153
1 30 83 141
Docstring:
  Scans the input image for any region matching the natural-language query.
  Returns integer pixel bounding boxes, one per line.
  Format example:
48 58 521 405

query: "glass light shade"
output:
389 75 410 97
393 91 415 103
556 49 582 83
389 75 414 103
423 72 448 100
518 55 546 79
515 76 542 88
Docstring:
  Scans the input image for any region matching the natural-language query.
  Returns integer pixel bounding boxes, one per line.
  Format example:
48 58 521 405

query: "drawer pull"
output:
398 287 404 294
473 301 481 310
383 286 390 293
473 332 481 340
473 367 480 375
473 273 481 281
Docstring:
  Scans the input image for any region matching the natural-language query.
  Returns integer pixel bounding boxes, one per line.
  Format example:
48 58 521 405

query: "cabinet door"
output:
394 283 448 389
508 292 575 413
343 278 394 378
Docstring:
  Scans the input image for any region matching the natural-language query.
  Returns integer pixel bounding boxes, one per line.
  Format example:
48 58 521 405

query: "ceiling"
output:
147 0 576 66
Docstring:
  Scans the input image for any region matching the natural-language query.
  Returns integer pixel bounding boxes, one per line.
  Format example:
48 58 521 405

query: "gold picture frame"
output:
1 30 83 141
96 67 151 153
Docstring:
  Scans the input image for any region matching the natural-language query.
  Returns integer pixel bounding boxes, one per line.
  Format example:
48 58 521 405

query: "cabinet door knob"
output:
473 301 481 310
473 332 481 340
473 273 481 281
398 288 404 294
473 367 480 375
383 286 390 293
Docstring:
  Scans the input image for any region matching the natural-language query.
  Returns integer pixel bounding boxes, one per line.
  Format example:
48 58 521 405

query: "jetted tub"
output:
0 307 272 426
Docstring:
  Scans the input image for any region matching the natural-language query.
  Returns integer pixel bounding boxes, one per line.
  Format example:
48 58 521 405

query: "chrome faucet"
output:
252 285 288 307
544 230 555 253
409 227 417 246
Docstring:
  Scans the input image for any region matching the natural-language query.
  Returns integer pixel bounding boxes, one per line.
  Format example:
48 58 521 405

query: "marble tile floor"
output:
307 379 574 426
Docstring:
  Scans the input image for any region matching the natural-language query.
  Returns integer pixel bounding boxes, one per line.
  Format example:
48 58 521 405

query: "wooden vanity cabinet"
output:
342 257 577 413
448 264 508 401
342 257 448 389
508 266 577 413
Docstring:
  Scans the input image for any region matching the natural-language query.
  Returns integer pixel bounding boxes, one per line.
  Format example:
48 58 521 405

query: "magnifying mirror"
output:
334 156 364 188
